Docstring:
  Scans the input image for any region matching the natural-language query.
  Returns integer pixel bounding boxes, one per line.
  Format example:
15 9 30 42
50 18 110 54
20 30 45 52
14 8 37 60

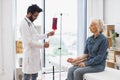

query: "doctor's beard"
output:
29 16 34 22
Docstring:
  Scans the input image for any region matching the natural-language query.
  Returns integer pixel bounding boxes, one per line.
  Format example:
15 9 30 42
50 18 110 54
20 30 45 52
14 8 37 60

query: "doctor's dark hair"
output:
27 4 42 14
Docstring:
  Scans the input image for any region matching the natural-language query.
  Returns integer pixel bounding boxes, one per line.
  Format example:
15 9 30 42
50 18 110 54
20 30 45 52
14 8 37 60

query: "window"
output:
44 0 78 71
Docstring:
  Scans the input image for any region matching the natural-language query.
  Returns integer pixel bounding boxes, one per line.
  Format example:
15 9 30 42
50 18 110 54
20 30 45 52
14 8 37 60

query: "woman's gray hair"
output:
92 19 104 33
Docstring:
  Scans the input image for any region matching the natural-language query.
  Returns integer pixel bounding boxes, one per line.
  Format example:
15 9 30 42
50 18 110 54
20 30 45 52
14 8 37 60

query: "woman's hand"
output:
67 58 76 63
78 62 86 67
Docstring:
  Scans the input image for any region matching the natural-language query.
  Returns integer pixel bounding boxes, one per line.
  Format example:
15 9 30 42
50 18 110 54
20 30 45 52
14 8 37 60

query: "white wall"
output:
0 0 2 73
87 0 103 37
104 0 120 31
0 0 15 80
104 0 120 24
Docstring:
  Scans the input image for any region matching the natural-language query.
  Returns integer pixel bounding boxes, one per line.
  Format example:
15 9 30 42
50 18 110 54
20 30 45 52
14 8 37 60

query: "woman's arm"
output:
84 38 108 66
67 54 88 63
75 54 88 61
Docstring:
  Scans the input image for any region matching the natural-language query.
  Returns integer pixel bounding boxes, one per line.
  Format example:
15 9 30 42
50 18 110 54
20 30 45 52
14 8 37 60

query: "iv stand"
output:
58 13 63 80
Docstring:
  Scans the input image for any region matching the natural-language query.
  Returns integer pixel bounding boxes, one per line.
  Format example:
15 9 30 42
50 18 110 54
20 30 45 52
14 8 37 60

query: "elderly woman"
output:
66 19 108 80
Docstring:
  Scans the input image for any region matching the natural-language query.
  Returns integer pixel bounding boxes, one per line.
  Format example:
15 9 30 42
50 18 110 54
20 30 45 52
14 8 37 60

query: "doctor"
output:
19 4 54 80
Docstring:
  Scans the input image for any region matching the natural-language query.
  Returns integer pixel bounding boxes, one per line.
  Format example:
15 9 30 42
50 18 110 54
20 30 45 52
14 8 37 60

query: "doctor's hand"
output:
47 31 55 37
44 42 49 48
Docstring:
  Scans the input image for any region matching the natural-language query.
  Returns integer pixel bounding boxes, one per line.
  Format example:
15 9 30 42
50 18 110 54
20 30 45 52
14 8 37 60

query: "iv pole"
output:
58 13 63 80
51 13 63 80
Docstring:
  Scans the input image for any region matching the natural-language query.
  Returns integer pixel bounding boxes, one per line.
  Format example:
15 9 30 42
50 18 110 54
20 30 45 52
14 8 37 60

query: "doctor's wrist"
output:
47 33 49 38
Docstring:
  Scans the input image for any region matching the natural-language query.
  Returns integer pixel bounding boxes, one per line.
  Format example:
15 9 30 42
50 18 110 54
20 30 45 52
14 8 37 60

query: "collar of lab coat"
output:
25 17 32 24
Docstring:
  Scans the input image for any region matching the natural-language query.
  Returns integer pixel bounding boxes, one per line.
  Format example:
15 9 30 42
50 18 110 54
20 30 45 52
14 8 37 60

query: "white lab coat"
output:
19 17 47 74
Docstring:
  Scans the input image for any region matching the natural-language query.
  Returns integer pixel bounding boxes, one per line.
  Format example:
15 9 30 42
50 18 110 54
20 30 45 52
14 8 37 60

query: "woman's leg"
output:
67 66 80 80
74 66 102 80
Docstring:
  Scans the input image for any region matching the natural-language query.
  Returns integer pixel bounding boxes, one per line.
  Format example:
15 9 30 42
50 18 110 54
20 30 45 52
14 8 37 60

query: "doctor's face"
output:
29 12 39 22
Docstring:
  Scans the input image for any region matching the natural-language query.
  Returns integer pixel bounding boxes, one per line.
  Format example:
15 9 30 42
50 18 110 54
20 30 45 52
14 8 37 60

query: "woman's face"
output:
89 22 98 34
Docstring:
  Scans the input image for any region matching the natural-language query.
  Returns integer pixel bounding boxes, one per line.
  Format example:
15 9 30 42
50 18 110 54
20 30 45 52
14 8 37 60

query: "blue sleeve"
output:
85 38 108 66
84 39 89 54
